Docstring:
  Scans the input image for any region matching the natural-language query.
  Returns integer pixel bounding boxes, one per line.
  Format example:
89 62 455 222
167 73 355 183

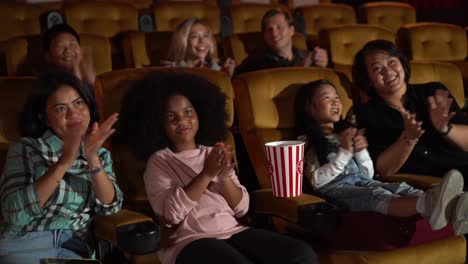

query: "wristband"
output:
441 124 453 136
87 162 105 175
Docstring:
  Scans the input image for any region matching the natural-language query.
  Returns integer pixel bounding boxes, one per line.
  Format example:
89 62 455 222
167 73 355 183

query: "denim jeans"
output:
0 230 89 264
322 158 424 214
325 180 424 214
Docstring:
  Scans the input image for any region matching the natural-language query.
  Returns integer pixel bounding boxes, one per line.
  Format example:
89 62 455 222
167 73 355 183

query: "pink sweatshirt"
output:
144 146 250 264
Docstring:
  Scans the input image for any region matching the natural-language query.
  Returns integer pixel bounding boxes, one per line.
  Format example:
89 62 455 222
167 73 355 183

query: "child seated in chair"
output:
118 72 317 264
294 79 468 236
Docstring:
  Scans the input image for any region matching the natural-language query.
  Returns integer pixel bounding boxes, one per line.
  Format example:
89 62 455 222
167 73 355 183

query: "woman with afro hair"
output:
118 72 317 264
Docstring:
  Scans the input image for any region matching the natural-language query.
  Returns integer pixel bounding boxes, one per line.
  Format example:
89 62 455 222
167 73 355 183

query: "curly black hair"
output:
118 72 229 161
20 70 99 138
352 39 411 97
294 79 351 165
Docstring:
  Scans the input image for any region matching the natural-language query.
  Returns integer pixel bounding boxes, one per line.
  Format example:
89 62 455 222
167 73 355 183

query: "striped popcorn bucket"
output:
265 141 305 198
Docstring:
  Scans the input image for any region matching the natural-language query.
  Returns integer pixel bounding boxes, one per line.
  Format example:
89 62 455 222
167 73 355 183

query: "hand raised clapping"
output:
338 127 369 153
338 127 357 153
202 142 235 180
311 47 328 68
299 47 328 68
84 113 118 162
60 125 87 166
428 89 456 133
353 128 368 153
399 108 424 141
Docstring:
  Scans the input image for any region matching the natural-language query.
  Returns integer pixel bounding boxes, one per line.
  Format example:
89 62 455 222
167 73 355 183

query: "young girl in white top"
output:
294 79 468 235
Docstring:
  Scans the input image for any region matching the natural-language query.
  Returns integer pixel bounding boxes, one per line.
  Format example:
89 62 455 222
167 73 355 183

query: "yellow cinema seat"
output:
295 3 356 46
63 2 138 38
397 22 468 101
153 2 220 34
358 1 416 34
319 24 395 79
229 3 279 34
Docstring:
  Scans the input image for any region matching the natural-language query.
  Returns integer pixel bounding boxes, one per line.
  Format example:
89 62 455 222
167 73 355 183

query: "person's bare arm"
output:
86 113 118 204
376 109 424 176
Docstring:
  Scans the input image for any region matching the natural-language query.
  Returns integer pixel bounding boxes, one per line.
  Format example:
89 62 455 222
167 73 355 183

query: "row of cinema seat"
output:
1 1 467 98
0 1 415 45
52 21 468 104
2 19 468 85
0 1 418 48
0 61 466 263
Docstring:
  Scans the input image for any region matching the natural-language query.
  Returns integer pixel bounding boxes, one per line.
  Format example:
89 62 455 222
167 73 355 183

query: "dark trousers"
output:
176 228 317 264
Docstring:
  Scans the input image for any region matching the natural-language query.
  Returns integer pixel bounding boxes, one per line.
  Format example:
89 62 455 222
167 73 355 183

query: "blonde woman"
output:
163 18 235 77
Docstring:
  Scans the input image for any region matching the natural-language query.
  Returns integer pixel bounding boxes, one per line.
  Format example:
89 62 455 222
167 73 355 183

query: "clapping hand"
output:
353 128 368 153
428 89 456 133
217 143 236 180
338 127 357 153
399 108 424 141
300 47 328 68
203 143 226 179
60 124 87 166
311 47 328 68
84 113 118 162
202 142 236 181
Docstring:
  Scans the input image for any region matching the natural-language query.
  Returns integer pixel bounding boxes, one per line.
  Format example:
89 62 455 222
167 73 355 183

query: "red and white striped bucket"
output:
265 141 305 198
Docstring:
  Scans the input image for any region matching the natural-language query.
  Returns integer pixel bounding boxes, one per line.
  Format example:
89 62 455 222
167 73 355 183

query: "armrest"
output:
253 189 325 224
93 209 152 244
378 173 441 190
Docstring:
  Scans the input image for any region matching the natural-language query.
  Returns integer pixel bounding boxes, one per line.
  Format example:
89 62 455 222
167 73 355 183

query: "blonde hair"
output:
166 18 217 63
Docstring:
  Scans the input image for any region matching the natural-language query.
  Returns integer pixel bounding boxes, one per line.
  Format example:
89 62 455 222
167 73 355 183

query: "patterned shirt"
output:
0 130 123 239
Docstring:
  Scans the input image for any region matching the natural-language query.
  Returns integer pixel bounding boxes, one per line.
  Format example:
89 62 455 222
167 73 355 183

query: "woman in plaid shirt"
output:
0 70 123 263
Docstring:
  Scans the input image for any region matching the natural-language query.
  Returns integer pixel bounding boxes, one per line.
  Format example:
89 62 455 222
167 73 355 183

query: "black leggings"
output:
176 228 317 264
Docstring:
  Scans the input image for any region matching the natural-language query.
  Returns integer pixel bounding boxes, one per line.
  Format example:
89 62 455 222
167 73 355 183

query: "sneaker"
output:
448 192 468 236
423 169 464 230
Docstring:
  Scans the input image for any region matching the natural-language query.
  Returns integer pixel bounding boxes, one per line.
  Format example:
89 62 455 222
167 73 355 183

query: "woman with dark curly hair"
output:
353 39 468 181
0 70 122 263
118 72 317 264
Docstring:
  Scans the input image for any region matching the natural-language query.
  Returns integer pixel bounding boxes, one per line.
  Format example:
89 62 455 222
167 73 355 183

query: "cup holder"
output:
116 221 160 254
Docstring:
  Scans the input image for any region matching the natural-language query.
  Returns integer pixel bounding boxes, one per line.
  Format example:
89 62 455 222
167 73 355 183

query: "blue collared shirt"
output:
0 130 123 238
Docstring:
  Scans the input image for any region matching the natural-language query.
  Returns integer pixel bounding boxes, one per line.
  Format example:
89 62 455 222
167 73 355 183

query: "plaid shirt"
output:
0 130 123 239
